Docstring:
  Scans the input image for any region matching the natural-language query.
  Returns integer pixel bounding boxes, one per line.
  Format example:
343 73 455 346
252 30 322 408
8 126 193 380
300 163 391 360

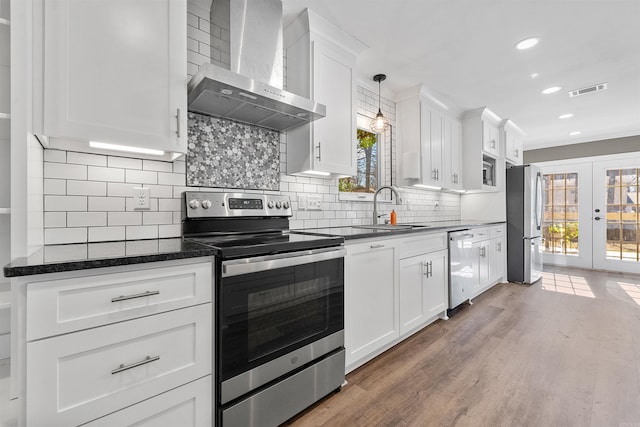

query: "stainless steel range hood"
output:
187 0 326 131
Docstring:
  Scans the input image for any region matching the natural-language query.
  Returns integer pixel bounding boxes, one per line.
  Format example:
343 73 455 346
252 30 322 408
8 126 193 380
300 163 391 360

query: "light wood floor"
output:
284 266 640 427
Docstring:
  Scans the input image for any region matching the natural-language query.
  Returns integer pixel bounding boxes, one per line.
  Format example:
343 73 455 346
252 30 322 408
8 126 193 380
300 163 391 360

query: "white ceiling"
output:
282 0 640 150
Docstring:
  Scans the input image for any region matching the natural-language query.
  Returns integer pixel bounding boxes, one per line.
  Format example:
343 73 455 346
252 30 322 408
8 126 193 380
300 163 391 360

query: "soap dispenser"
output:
390 209 397 225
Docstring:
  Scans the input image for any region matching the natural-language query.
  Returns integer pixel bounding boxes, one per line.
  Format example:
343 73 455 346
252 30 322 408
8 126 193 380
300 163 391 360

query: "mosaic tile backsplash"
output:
186 112 280 190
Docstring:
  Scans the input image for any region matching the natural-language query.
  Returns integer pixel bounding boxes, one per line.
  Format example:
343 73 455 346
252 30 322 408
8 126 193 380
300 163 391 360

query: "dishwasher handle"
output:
450 233 474 241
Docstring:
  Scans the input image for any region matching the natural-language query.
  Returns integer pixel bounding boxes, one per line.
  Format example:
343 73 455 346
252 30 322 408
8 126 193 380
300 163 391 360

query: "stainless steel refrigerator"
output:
506 164 543 283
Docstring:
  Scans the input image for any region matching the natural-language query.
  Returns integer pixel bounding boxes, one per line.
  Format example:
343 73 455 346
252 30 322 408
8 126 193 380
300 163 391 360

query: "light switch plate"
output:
133 187 150 210
298 195 308 210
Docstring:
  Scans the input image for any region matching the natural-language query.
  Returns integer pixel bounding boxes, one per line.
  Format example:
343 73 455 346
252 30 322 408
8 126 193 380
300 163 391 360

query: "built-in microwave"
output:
482 159 494 186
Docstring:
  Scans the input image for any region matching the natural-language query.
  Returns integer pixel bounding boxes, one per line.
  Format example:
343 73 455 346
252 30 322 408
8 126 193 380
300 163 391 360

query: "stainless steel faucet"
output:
373 185 403 224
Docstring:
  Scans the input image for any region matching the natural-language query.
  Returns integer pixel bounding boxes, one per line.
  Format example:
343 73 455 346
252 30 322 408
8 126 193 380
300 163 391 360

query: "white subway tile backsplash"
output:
67 212 107 227
108 212 142 226
44 212 66 228
88 166 125 182
88 197 126 212
67 152 107 167
173 160 186 174
187 12 199 28
107 156 141 170
147 184 174 198
125 169 157 185
107 182 136 197
41 81 460 244
45 228 87 244
67 180 107 196
143 159 173 172
45 195 87 212
158 172 185 186
187 50 210 67
187 38 199 53
44 162 87 180
44 179 66 195
89 226 125 242
187 26 211 45
43 149 66 163
158 198 181 211
158 224 181 238
142 211 173 225
126 225 158 240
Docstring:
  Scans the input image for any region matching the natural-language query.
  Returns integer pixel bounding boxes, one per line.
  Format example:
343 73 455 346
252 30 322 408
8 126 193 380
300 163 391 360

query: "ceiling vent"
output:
568 83 607 97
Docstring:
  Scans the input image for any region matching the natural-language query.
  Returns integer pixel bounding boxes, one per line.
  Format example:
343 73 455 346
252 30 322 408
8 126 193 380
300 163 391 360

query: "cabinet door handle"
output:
423 261 430 276
370 244 385 249
316 142 321 161
176 108 181 138
480 247 486 258
497 242 502 252
514 148 519 158
111 290 160 303
491 139 496 149
429 261 433 277
112 355 160 375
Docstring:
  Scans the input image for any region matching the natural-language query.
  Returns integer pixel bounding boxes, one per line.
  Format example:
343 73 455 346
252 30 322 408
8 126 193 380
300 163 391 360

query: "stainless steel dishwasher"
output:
448 229 482 309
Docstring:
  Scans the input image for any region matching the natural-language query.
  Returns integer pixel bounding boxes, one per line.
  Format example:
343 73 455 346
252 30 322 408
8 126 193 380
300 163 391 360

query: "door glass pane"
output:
604 168 639 261
542 172 580 256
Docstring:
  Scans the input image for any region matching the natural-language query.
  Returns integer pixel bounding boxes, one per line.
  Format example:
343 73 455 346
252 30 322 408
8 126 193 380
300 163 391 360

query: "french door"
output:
540 155 640 274
592 159 640 273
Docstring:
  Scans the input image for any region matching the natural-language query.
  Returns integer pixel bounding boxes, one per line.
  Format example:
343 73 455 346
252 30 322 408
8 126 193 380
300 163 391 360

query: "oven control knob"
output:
283 201 290 209
267 200 275 209
201 200 212 209
188 199 200 209
276 201 282 209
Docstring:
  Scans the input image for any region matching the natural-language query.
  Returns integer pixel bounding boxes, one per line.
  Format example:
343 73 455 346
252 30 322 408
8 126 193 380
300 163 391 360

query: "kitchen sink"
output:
352 224 430 230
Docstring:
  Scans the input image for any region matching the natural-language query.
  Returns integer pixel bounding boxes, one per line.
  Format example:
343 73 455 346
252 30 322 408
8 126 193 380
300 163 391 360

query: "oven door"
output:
219 247 345 405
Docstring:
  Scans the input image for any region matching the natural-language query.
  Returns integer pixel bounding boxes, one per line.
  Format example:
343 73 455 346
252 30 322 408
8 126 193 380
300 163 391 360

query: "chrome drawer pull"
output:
111 290 160 303
112 355 160 375
370 244 385 249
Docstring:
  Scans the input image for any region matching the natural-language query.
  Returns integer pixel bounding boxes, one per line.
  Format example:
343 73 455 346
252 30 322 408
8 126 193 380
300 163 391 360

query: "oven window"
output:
219 258 344 381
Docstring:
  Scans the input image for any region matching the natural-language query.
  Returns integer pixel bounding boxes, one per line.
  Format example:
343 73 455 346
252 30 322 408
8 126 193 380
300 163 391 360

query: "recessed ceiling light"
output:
542 86 562 94
558 113 574 119
569 131 581 136
516 37 540 50
530 73 539 79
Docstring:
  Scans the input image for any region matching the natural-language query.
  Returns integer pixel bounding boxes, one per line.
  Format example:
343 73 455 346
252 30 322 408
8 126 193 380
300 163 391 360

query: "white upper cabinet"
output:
34 0 187 160
501 119 525 165
397 85 461 190
461 107 504 192
284 9 366 177
443 116 463 191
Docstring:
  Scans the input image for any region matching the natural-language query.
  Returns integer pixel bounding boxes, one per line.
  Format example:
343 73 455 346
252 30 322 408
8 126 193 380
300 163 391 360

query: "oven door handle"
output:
222 247 346 277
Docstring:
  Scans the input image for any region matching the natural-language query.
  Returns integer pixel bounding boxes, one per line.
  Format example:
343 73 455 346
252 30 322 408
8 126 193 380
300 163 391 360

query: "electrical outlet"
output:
298 195 308 210
133 187 150 210
308 194 322 211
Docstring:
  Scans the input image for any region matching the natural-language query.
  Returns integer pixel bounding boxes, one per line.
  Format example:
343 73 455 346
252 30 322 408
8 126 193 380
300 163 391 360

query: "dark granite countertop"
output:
3 238 218 278
294 220 505 240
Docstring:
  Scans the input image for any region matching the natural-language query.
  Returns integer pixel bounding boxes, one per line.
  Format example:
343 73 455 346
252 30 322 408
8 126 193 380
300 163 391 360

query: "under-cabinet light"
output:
414 184 442 190
90 141 166 156
448 189 466 193
515 37 540 50
303 170 331 176
569 131 581 136
558 113 574 119
542 86 562 95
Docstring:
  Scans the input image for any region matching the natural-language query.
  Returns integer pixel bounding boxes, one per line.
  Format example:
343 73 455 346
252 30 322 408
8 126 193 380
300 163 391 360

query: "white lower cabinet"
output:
345 232 448 372
471 224 506 299
85 376 211 427
14 259 214 427
399 249 448 336
344 240 398 370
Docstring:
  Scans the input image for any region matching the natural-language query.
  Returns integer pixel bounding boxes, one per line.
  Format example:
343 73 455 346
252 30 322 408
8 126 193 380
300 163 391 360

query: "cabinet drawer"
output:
26 304 212 427
488 225 506 238
85 376 211 427
397 232 447 259
27 261 212 340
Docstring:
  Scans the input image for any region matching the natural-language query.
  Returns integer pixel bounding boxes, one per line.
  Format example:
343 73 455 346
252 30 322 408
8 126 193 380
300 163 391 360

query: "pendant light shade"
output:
370 74 390 133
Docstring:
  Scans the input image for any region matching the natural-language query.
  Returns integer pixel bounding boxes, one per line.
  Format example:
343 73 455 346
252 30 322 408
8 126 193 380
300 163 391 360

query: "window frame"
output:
338 113 388 202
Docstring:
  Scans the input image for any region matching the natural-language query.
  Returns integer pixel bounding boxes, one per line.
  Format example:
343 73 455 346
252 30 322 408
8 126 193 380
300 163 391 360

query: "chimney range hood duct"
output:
187 0 326 132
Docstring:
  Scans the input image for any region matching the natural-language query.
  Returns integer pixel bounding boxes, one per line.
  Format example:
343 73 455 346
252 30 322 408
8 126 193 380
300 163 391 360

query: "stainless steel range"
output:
182 191 345 427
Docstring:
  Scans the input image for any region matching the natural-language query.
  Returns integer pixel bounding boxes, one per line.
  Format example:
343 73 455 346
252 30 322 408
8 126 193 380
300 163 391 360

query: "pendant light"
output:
370 74 390 133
